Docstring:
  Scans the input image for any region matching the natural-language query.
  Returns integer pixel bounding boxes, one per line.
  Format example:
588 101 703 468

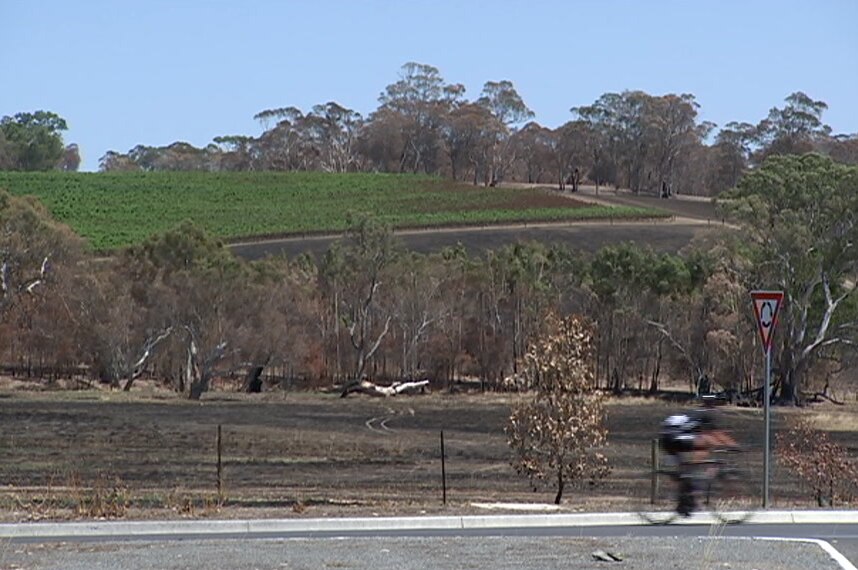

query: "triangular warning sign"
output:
751 291 784 354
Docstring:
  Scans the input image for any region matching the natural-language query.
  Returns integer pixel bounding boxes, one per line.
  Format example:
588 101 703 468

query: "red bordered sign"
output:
751 290 784 354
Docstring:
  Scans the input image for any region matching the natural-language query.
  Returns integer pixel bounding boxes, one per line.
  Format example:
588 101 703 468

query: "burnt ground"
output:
0 387 852 522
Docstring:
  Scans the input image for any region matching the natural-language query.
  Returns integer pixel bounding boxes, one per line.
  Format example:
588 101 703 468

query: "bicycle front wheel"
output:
705 468 758 524
634 468 682 525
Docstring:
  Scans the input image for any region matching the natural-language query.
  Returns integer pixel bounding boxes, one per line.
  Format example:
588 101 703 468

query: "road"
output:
2 513 856 570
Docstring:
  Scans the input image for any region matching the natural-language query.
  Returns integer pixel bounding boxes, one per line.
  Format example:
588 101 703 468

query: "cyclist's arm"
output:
700 429 738 449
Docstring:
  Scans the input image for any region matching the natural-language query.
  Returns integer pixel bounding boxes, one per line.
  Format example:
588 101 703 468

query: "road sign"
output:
751 290 784 354
750 289 783 510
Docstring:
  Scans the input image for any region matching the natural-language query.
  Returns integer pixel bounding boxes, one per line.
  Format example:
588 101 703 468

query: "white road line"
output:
757 537 857 570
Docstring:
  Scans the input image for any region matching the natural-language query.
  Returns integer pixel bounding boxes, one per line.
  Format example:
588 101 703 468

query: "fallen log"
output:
340 379 429 398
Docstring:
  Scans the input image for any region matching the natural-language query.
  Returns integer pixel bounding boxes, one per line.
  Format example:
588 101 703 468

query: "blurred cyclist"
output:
659 394 739 516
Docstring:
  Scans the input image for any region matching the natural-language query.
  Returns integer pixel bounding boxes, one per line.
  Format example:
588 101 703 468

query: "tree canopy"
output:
87 63 855 197
0 111 71 171
719 153 858 403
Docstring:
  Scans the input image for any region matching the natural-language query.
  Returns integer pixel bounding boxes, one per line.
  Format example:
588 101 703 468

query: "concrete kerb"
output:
2 510 858 539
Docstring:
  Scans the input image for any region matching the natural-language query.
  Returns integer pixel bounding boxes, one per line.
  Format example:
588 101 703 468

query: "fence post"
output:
440 431 447 506
651 438 659 504
217 424 223 499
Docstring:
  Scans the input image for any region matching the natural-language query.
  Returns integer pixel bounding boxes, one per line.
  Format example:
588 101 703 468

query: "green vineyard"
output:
0 171 668 251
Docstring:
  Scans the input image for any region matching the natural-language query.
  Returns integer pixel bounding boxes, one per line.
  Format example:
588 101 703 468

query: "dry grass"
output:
797 408 858 432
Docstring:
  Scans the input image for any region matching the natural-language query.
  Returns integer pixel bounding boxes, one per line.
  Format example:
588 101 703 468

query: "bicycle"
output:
635 447 757 525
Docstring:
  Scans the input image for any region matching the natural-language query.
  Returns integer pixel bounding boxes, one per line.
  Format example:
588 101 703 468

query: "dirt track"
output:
229 188 728 260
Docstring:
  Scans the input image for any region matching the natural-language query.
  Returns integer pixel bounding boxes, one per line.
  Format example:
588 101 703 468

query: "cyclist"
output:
659 394 738 516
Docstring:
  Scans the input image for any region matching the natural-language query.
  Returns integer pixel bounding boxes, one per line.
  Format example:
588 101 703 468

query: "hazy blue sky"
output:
3 0 856 171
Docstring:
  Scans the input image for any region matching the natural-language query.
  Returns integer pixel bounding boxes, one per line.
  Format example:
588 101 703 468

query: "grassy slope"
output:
0 171 670 251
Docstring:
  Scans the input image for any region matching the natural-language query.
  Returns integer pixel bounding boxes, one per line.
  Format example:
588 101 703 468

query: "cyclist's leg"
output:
676 452 696 516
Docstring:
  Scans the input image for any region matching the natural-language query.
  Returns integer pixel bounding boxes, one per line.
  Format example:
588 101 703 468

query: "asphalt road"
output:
2 521 857 570
0 535 846 570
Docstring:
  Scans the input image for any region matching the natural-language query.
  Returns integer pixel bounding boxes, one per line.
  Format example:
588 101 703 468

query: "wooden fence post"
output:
651 438 659 504
217 424 223 499
441 431 447 506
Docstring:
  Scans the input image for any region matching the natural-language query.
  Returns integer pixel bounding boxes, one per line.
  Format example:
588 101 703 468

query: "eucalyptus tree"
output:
822 134 858 166
252 106 306 170
754 92 831 161
549 120 592 191
587 243 701 391
475 80 534 185
0 131 12 170
475 242 564 384
85 259 175 390
376 62 465 174
440 102 497 182
356 107 409 173
718 153 858 403
122 221 259 399
428 244 475 386
509 122 552 183
212 135 255 171
644 93 713 195
303 102 363 173
573 91 713 194
0 191 81 317
320 215 401 391
0 111 69 171
587 243 653 389
572 92 644 191
58 144 81 172
99 150 140 171
387 251 448 380
707 122 757 194
0 191 85 378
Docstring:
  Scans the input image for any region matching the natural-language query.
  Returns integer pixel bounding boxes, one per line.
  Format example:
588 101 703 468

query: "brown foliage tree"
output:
777 417 857 507
507 314 609 504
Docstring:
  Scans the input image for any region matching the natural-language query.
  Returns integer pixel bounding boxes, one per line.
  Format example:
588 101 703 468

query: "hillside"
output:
0 171 669 251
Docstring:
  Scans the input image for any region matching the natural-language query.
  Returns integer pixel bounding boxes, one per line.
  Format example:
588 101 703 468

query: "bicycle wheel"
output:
633 467 682 525
705 467 758 524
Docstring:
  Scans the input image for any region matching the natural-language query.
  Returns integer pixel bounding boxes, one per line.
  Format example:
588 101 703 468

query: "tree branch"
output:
800 274 852 362
645 319 703 381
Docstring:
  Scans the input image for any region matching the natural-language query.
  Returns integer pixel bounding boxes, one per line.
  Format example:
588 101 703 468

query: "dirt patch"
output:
0 387 853 521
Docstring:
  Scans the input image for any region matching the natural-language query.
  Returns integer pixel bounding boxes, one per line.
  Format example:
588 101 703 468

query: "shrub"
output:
776 417 857 507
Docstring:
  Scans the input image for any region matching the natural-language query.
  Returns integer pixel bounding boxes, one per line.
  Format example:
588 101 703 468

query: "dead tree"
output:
122 326 174 391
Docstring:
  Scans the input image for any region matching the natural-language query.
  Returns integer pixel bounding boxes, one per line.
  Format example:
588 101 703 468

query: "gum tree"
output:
718 153 858 403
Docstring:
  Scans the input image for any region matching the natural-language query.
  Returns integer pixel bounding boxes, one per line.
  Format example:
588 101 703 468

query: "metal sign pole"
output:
763 346 771 508
751 290 783 510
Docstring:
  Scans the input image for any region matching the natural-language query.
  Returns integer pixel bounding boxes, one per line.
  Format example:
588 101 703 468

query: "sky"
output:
3 0 856 171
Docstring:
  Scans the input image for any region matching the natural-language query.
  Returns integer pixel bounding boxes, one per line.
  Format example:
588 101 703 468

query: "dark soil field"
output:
0 383 853 522
229 187 727 260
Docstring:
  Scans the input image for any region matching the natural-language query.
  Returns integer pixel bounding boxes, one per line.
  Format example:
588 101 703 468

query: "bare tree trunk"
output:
243 363 266 393
650 338 663 393
554 468 565 505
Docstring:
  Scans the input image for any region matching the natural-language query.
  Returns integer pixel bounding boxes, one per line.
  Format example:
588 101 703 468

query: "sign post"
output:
751 290 784 508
